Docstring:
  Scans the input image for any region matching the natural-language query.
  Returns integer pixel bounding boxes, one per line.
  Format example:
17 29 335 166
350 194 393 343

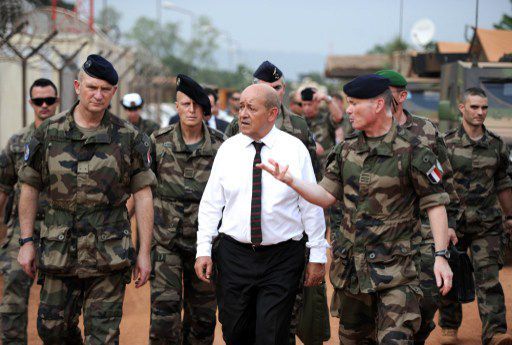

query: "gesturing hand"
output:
257 158 294 186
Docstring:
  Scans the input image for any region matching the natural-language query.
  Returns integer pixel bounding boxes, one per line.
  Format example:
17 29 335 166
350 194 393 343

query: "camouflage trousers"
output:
149 244 216 345
439 229 507 345
37 271 129 345
0 234 34 345
413 241 439 345
333 285 421 345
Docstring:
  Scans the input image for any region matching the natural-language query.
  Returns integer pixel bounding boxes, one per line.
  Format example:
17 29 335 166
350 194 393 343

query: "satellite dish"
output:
411 18 435 49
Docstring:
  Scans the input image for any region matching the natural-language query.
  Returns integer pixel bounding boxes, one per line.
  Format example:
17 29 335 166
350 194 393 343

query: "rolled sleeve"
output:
319 177 342 201
18 166 43 191
419 192 449 211
130 169 157 193
0 148 15 194
320 143 344 200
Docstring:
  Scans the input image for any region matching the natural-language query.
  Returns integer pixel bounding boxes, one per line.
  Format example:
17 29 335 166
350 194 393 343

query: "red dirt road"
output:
2 259 511 344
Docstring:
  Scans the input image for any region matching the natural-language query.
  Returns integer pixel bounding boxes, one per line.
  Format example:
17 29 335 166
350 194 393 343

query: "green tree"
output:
96 5 122 41
182 16 220 68
494 1 512 30
367 36 409 55
127 16 182 59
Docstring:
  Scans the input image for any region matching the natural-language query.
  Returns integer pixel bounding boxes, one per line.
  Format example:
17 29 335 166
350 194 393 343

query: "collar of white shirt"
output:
239 125 278 150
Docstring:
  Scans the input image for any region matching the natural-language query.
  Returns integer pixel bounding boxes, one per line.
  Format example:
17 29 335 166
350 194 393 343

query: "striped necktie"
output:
251 141 264 245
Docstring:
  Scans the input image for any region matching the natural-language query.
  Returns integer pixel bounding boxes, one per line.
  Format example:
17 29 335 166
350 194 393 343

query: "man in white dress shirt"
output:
195 84 328 345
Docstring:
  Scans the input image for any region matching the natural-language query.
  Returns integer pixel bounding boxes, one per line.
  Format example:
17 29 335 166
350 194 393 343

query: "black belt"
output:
220 233 300 251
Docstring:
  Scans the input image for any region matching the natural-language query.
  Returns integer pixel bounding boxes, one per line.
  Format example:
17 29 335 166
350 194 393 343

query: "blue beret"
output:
176 74 211 116
343 74 390 99
83 54 118 85
301 87 316 101
253 60 283 82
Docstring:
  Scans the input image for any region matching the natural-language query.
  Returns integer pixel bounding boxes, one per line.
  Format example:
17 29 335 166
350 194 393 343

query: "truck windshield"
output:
481 81 512 109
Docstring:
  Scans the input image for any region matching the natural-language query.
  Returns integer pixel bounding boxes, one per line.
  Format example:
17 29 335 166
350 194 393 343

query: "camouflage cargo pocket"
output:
365 241 418 291
38 224 75 273
329 247 356 289
96 225 134 272
153 215 181 249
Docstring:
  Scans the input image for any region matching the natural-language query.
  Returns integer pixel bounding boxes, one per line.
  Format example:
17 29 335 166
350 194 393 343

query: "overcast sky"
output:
100 0 511 78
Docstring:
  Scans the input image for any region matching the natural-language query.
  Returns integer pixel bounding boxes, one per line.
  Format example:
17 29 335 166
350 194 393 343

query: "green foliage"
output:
494 0 512 30
181 16 219 68
126 16 182 59
367 36 409 55
96 5 122 41
494 14 512 30
128 16 250 89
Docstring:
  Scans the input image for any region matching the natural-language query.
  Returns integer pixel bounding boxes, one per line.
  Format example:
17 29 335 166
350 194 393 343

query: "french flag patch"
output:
427 161 443 184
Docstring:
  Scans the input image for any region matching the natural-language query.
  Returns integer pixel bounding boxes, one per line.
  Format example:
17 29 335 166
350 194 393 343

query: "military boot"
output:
440 328 458 345
489 333 512 345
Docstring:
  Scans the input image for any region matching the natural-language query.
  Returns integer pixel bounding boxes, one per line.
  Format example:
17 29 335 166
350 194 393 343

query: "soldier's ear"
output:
457 103 465 115
73 80 80 95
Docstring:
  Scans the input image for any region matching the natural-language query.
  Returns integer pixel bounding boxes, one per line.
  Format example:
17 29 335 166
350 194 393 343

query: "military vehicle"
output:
438 61 512 143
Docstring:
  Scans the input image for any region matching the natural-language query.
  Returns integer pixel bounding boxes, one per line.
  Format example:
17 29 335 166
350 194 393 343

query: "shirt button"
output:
123 229 130 236
368 252 376 259
58 234 65 240
401 247 408 254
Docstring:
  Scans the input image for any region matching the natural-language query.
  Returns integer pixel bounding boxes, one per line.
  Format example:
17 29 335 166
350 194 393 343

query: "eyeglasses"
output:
31 97 57 106
292 101 302 107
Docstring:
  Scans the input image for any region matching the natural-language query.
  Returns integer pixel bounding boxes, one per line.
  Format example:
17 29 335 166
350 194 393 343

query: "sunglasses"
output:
31 97 57 106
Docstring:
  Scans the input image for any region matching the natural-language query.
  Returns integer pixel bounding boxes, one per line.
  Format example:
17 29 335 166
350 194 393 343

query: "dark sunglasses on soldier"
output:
31 97 57 106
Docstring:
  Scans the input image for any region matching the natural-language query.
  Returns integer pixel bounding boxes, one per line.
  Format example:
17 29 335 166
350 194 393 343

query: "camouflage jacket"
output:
18 102 157 278
135 117 160 136
402 110 461 237
151 122 225 253
306 110 336 165
320 122 449 294
444 124 512 233
0 123 47 247
225 105 321 180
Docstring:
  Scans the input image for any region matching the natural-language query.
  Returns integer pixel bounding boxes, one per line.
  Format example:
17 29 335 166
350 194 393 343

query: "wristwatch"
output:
18 237 34 246
434 249 450 260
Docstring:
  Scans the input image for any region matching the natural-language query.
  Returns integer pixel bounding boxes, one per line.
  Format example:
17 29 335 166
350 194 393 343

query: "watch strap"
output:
18 236 34 246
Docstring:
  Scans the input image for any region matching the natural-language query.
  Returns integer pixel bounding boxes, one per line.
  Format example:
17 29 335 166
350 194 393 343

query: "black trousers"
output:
214 235 306 345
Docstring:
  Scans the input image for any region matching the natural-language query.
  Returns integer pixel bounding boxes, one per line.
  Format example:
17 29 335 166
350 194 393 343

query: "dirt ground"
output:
1 255 511 344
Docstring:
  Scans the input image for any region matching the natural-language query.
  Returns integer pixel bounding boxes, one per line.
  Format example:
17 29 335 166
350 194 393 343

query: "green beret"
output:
375 69 407 87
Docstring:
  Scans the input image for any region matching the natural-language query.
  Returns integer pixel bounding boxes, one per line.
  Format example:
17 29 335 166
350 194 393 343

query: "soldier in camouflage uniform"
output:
149 74 224 344
122 92 160 136
17 55 156 345
260 74 454 344
375 69 461 345
0 78 59 345
438 88 512 345
300 87 346 168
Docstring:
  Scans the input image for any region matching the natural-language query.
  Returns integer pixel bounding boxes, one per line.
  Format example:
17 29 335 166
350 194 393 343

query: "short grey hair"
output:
372 89 393 115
